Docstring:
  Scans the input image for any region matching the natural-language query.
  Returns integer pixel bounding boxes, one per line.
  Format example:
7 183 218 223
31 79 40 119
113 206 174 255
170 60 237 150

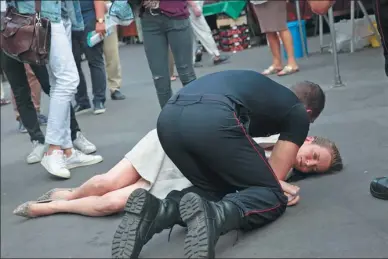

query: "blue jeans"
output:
72 17 107 106
46 18 79 148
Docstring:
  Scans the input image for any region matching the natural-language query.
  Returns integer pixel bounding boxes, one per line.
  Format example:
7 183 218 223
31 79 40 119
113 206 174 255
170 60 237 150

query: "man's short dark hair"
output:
291 81 326 119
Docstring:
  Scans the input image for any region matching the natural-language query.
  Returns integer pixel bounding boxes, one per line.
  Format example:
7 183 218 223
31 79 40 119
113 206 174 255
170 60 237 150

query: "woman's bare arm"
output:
268 140 300 181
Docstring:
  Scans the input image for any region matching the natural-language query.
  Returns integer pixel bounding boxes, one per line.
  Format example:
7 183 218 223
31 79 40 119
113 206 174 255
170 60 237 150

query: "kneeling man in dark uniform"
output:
112 70 326 258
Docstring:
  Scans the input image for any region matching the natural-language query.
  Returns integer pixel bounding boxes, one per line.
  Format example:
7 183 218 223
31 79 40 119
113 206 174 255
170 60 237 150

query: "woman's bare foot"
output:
277 65 299 76
13 200 54 218
262 65 282 75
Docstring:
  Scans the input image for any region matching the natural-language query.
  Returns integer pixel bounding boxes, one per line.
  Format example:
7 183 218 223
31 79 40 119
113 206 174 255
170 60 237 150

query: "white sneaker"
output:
26 141 46 164
41 150 71 179
66 149 103 170
73 132 97 154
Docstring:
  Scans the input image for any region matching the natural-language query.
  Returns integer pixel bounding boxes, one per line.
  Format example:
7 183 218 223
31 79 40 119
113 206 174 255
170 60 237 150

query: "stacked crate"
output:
214 11 251 53
218 25 251 52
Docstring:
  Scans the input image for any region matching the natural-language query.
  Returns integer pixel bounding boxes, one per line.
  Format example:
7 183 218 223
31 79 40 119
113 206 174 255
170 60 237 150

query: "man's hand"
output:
192 5 202 17
188 1 202 17
95 21 106 36
279 180 300 206
94 0 107 36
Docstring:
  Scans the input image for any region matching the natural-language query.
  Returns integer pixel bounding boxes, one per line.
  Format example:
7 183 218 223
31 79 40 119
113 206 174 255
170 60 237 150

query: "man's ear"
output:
305 136 314 144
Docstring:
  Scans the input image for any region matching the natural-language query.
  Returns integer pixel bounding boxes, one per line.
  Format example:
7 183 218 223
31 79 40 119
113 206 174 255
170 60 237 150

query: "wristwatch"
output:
96 18 105 23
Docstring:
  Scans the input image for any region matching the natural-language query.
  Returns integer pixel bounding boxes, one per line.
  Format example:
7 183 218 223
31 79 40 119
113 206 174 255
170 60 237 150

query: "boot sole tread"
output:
370 186 388 200
112 188 148 259
180 193 213 258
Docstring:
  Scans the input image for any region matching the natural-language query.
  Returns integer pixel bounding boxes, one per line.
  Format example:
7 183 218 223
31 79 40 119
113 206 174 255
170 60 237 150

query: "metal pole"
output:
328 7 344 87
357 0 381 42
295 0 308 58
319 15 323 53
350 0 355 53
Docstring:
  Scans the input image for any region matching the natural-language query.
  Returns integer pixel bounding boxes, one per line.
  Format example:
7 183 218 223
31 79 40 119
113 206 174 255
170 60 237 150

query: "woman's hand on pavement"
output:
285 192 300 206
279 180 301 206
279 180 300 196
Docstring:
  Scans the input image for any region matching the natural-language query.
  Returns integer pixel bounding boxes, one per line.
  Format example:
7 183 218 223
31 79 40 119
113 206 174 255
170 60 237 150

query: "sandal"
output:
262 65 282 76
170 75 177 81
13 199 53 218
37 188 75 201
277 65 299 76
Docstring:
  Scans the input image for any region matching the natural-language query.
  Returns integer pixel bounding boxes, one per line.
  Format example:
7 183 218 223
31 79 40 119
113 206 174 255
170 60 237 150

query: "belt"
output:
143 7 162 16
168 93 235 108
168 93 250 130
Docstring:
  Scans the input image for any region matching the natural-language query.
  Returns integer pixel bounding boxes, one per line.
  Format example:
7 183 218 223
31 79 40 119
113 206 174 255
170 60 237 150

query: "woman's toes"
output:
13 202 34 218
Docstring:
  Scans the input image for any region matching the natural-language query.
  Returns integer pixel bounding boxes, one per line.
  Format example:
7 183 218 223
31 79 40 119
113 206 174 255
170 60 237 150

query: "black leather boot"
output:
370 177 388 200
180 192 243 258
112 188 182 258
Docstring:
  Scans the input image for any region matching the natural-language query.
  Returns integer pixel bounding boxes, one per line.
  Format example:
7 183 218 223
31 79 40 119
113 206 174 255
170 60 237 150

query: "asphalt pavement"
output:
1 36 388 258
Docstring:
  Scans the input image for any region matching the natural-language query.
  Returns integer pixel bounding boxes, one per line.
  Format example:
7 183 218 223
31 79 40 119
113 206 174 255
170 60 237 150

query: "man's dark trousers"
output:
72 17 107 107
157 94 288 231
374 0 388 76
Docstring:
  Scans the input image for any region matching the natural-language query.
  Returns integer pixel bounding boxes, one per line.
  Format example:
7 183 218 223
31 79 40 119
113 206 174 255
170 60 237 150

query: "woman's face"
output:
294 139 332 173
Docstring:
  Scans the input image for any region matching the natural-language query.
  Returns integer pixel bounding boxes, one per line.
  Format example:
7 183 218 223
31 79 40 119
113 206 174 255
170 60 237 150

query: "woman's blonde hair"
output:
311 136 343 173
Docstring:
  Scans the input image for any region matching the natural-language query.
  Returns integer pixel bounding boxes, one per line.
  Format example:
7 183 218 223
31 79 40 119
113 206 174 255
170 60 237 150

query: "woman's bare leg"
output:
28 178 150 217
266 32 283 70
51 159 140 200
278 29 298 69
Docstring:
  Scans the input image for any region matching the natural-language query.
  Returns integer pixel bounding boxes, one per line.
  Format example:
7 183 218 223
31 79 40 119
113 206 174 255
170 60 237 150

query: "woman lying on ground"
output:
14 129 343 218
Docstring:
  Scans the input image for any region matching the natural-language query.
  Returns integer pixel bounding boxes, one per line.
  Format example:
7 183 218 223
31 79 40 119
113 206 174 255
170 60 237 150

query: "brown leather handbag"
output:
0 0 51 65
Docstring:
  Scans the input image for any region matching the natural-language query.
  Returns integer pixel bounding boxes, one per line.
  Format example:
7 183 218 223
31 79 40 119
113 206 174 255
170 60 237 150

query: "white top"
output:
125 129 289 199
1 0 7 12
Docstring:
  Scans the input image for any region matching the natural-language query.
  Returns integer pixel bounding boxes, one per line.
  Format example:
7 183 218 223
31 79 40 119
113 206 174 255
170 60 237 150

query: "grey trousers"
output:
141 12 196 108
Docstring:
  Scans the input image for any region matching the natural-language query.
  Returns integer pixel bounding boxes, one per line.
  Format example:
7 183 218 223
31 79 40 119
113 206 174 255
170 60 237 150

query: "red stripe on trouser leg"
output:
244 203 282 216
232 112 281 187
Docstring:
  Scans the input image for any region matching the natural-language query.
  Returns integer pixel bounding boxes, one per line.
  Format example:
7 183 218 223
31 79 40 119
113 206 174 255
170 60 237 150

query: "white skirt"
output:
124 129 192 199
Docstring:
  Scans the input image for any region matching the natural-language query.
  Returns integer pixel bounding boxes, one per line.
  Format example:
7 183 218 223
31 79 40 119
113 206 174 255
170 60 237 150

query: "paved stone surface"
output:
1 36 388 258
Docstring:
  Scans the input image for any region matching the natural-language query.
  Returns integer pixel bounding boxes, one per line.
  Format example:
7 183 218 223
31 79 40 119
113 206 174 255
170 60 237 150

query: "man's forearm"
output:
94 0 106 19
307 0 335 15
268 140 299 181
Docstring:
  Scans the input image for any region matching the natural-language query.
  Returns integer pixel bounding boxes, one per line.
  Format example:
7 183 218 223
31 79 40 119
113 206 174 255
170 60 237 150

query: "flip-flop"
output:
277 65 299 76
13 199 53 218
0 98 10 106
37 188 75 201
262 65 282 75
